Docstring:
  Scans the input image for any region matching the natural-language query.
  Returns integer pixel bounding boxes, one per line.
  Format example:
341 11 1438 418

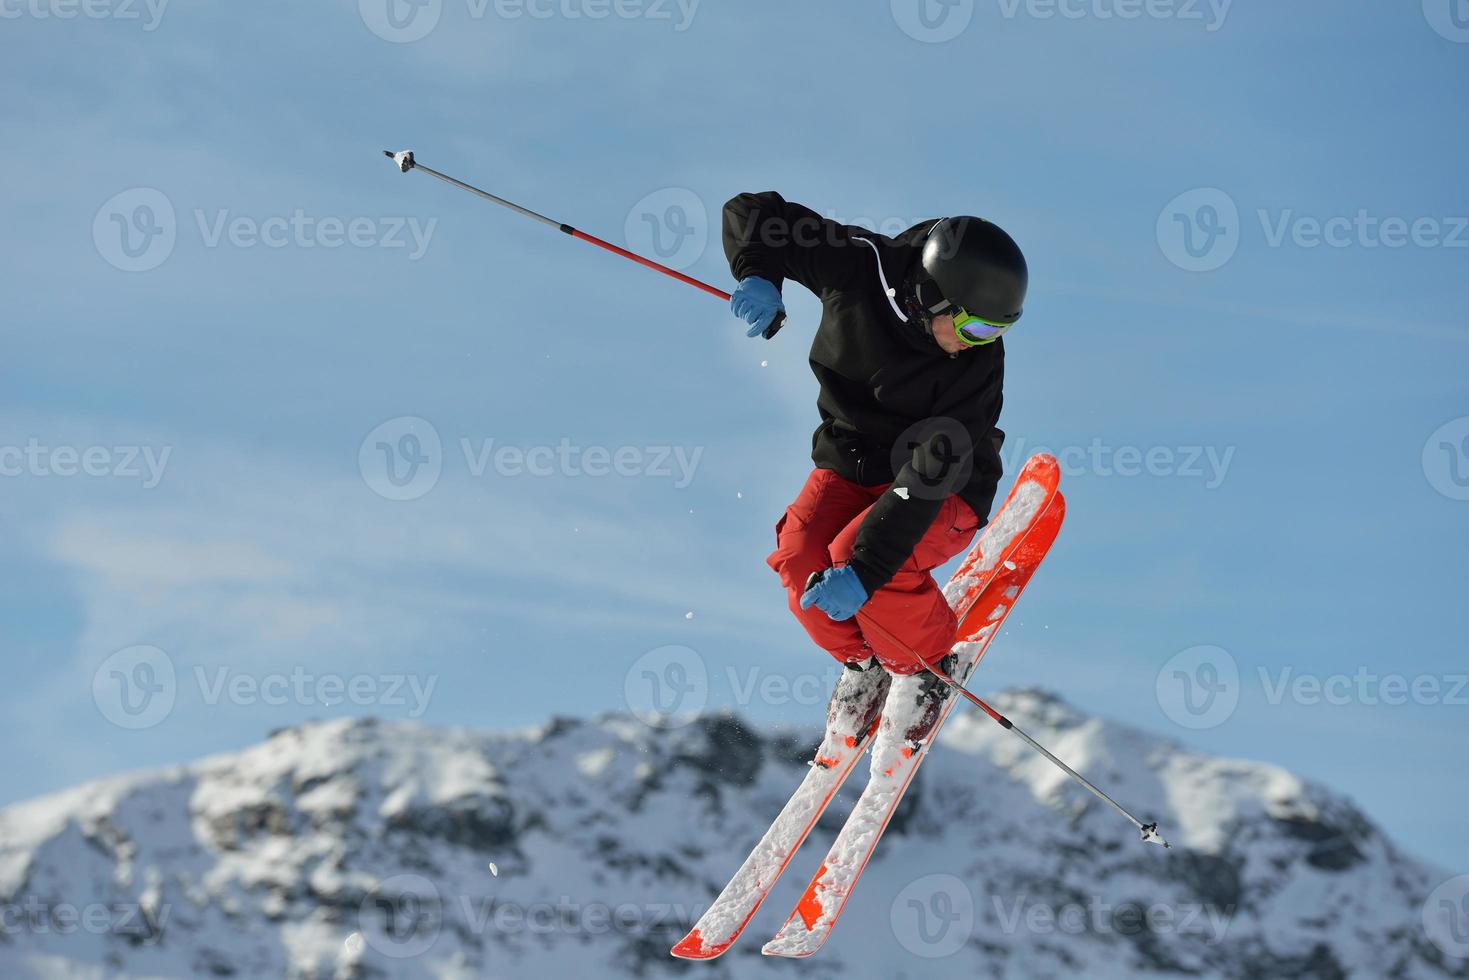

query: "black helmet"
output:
905 216 1028 327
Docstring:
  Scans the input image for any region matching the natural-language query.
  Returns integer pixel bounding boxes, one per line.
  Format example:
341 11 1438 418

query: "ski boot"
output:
887 652 962 746
824 653 891 748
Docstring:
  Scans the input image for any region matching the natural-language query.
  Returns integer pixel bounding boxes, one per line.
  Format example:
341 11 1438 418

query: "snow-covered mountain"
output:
1 690 1464 979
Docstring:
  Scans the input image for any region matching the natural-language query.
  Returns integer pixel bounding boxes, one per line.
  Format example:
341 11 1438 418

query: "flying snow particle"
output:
488 863 499 877
760 360 769 368
685 611 695 620
344 933 365 956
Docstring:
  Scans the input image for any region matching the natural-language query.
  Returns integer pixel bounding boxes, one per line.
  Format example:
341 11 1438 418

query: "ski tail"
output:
669 718 877 959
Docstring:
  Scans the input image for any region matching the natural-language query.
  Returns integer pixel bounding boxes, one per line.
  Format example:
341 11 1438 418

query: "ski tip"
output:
670 930 727 960
761 934 821 958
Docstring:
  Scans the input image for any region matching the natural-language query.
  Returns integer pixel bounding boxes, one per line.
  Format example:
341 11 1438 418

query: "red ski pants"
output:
768 468 981 675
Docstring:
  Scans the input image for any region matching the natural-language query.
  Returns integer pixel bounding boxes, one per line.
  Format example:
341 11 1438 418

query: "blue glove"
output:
730 276 785 338
800 566 870 621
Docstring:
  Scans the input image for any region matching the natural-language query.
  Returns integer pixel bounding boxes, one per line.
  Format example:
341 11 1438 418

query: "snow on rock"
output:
0 697 1462 979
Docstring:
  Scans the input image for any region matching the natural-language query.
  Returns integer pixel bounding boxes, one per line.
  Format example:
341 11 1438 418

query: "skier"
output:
374 161 1163 960
723 193 1028 743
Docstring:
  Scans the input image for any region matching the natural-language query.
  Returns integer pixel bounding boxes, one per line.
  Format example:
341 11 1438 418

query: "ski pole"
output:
381 150 787 339
858 613 1171 849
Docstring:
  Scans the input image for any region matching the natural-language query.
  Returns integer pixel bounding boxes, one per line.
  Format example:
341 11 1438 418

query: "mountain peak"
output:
0 696 1459 978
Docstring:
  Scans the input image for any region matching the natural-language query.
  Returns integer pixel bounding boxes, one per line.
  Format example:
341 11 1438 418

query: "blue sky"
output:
2 0 1466 876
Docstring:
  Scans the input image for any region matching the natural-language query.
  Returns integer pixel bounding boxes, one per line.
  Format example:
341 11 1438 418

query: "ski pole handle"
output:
763 311 787 340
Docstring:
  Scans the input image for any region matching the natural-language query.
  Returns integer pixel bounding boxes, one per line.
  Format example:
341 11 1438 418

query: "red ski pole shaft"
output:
382 150 786 338
566 229 730 301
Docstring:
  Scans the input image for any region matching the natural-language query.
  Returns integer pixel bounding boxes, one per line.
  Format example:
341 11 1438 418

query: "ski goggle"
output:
947 306 1014 347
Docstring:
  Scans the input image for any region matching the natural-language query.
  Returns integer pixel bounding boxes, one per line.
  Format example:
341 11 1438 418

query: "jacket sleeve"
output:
723 192 858 299
845 433 956 596
846 362 1005 596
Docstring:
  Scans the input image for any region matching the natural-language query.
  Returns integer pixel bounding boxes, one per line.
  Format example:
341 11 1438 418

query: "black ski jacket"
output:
723 192 1006 596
